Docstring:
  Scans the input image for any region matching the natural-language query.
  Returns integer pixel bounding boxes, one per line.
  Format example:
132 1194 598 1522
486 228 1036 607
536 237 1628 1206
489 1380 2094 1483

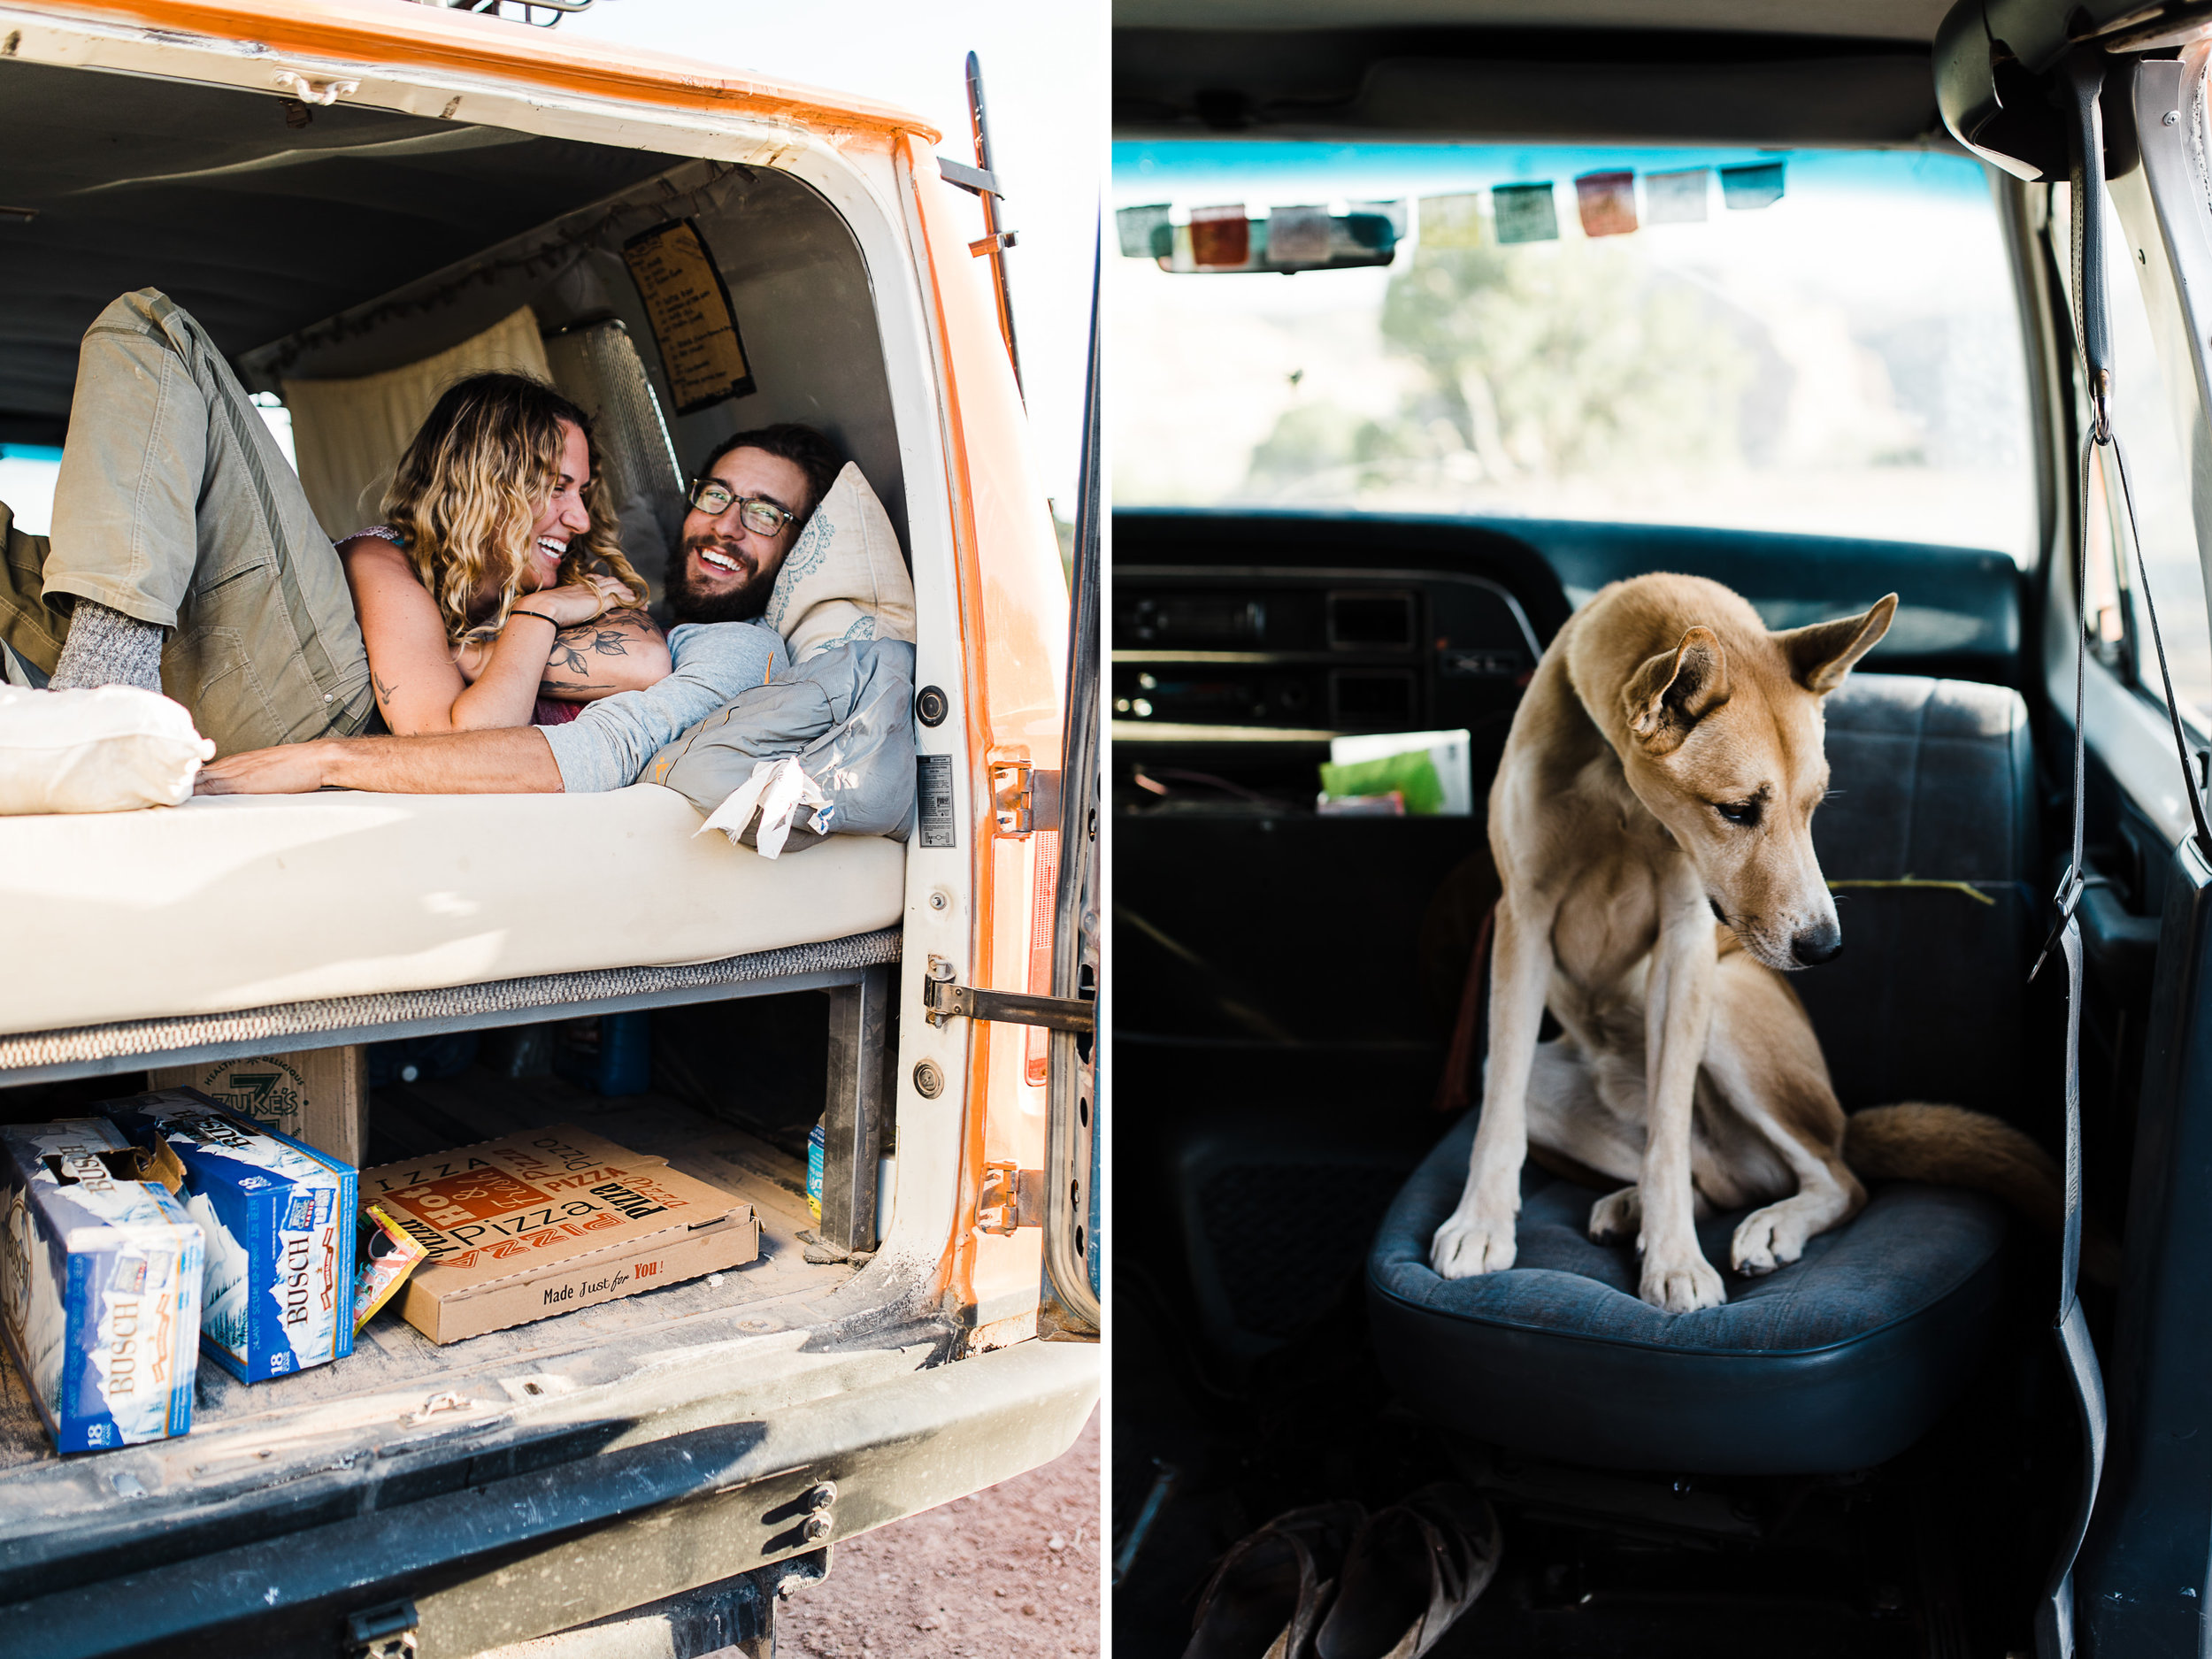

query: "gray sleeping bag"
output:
644 639 917 853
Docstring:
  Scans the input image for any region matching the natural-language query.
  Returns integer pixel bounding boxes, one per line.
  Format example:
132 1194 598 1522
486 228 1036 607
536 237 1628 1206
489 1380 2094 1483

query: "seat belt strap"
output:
2035 50 2119 1659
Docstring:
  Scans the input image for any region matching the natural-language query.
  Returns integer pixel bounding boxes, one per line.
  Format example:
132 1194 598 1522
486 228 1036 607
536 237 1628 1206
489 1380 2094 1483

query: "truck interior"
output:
0 47 988 1649
1110 5 2212 1655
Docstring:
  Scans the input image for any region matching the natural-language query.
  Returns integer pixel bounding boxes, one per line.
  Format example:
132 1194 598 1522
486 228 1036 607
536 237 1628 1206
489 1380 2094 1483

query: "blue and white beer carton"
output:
0 1118 204 1453
106 1090 357 1384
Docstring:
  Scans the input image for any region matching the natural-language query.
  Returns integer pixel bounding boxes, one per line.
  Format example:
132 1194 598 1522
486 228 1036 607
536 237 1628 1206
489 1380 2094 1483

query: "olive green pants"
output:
0 288 373 755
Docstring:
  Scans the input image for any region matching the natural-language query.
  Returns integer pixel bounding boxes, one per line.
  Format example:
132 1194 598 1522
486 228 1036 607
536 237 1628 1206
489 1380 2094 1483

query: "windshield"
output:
1114 142 2038 565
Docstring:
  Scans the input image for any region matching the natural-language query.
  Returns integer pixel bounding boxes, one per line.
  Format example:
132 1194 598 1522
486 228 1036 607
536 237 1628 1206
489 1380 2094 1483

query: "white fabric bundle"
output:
695 756 831 859
0 685 214 814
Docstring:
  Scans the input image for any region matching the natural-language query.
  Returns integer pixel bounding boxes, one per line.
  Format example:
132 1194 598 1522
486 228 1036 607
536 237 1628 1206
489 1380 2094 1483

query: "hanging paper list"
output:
623 219 757 414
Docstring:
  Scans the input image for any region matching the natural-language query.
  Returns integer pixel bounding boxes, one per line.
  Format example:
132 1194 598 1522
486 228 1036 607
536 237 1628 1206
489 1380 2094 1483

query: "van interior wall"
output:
678 173 910 549
243 163 910 560
241 164 910 574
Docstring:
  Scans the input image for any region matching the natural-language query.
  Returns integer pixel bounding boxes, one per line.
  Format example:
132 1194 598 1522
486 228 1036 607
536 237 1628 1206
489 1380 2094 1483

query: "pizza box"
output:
357 1123 757 1344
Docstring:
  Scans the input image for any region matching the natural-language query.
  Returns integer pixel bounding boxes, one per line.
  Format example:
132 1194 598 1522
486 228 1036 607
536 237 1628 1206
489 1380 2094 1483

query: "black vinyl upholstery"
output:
1367 674 2039 1474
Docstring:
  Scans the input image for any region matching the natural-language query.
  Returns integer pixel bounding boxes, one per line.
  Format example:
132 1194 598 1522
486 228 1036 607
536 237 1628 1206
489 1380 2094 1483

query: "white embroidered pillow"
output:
761 462 918 661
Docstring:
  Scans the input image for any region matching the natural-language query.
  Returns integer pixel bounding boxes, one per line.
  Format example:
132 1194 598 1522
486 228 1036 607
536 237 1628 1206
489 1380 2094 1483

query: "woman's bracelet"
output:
510 608 560 629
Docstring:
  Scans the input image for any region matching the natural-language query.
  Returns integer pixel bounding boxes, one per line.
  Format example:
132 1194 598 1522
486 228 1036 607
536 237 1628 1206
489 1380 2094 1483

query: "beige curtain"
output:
282 308 550 540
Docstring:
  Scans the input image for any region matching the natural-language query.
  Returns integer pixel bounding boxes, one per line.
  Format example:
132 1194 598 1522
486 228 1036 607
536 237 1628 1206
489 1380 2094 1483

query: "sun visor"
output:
1935 0 2185 182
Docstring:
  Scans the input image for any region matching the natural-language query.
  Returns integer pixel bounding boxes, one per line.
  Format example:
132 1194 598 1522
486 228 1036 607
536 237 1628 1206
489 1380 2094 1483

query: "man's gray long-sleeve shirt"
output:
538 620 788 793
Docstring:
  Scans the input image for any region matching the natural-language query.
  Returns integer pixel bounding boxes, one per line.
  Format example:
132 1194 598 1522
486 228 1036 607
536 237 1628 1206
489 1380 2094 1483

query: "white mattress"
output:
0 785 907 1037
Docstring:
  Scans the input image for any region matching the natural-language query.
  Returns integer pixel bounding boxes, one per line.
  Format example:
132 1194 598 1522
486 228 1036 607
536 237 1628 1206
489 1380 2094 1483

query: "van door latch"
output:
925 957 1094 1033
979 1161 1043 1233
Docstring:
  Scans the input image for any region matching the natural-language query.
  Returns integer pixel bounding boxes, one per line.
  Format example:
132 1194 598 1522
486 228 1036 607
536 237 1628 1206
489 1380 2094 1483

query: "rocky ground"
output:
777 1407 1102 1659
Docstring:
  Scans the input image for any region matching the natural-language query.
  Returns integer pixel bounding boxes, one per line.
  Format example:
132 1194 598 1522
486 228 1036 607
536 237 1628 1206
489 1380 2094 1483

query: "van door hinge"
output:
925 956 1094 1033
990 761 1060 836
979 1161 1043 1233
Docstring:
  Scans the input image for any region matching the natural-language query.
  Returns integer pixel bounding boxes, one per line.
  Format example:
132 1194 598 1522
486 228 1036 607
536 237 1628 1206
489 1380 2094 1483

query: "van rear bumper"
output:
2 1338 1099 1659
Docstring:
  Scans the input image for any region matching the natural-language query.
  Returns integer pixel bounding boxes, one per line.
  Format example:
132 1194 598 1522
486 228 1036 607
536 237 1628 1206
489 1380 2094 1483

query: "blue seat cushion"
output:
1368 1110 2012 1474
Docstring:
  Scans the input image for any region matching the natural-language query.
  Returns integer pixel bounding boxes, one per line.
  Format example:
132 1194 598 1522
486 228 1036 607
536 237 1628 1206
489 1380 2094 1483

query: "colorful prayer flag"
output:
1643 168 1709 225
1575 171 1638 238
1721 162 1786 211
1493 182 1558 245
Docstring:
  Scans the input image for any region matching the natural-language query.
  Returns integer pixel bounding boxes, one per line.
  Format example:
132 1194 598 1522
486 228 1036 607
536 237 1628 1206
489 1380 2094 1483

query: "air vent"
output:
1331 670 1416 726
1326 591 1415 649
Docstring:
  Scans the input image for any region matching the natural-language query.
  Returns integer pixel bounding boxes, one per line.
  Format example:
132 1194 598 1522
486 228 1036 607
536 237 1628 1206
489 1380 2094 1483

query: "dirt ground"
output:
777 1407 1102 1659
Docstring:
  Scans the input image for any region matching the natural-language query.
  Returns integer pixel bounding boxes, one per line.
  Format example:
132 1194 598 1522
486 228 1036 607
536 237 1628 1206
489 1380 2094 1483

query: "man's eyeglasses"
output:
685 479 797 537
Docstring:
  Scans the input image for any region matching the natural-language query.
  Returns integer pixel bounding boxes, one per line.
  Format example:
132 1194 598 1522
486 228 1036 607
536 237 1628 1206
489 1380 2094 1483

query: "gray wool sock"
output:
49 599 166 695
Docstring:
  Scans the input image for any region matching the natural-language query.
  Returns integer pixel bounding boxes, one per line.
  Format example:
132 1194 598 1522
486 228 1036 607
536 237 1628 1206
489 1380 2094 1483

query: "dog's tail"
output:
1843 1103 2117 1285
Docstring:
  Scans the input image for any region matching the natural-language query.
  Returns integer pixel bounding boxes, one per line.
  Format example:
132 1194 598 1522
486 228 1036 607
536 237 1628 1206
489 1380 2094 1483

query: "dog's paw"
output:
1431 1207 1518 1279
1588 1186 1641 1244
1730 1204 1810 1279
1640 1250 1726 1313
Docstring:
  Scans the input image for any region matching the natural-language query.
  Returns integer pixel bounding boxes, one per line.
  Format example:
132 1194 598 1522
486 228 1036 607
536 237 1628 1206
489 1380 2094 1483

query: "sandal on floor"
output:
1183 1500 1366 1659
1312 1484 1502 1659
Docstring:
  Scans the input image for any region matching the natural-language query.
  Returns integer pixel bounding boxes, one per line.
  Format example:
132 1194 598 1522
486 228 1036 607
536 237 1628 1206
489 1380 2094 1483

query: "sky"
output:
562 0 1106 514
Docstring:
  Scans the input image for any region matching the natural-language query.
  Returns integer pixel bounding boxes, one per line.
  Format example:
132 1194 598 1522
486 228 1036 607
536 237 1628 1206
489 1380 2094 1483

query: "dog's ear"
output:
1624 626 1730 753
1778 595 1897 694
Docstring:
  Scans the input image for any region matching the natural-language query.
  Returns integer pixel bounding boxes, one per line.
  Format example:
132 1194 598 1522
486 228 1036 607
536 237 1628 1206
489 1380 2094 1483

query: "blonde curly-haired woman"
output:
0 288 666 755
338 372 664 736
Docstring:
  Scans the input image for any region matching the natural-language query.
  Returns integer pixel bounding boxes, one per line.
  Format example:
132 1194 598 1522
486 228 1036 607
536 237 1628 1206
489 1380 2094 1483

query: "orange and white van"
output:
0 2 1098 1652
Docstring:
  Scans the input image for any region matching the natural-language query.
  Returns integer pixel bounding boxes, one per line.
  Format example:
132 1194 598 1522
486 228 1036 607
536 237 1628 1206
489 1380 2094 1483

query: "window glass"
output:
2051 181 2212 732
0 444 60 535
1116 143 2037 563
0 401 295 539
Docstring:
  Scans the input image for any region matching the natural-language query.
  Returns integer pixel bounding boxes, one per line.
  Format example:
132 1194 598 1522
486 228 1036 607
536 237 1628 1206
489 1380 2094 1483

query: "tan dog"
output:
1431 573 2059 1312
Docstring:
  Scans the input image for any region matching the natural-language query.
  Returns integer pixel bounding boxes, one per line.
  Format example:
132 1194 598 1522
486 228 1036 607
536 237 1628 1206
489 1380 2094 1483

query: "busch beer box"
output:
104 1091 357 1384
0 1119 203 1453
358 1123 758 1343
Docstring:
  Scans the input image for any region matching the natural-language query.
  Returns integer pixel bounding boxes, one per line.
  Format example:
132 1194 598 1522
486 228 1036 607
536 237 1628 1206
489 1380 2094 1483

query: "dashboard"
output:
1113 566 1540 741
1110 513 1573 810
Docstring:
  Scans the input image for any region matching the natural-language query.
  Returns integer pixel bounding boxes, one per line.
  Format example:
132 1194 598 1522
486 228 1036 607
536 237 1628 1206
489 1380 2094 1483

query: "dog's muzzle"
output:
1790 920 1844 967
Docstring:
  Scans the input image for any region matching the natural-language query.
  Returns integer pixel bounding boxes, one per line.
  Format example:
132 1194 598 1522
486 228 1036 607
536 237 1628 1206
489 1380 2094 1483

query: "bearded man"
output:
196 423 849 797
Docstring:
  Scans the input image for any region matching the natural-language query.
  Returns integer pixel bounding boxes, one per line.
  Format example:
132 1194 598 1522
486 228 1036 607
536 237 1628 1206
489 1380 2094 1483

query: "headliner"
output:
0 58 677 445
1113 0 1958 145
1116 0 1955 40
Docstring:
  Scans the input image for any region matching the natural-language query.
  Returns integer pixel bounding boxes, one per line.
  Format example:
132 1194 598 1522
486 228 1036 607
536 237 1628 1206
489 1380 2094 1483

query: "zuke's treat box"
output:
359 1124 758 1343
0 1119 203 1453
104 1091 357 1384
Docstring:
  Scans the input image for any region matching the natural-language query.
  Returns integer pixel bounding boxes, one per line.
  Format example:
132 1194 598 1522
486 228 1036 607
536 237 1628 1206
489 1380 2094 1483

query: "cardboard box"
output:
0 1119 203 1453
358 1124 758 1344
105 1091 357 1384
148 1047 369 1168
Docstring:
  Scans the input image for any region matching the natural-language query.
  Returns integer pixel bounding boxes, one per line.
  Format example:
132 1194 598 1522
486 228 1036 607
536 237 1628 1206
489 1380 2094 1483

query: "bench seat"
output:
0 785 906 1038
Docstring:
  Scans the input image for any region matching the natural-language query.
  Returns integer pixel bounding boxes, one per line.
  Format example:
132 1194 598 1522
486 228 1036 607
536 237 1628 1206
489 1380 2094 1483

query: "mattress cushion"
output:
0 784 906 1035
